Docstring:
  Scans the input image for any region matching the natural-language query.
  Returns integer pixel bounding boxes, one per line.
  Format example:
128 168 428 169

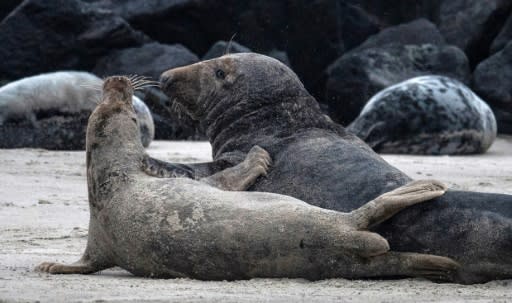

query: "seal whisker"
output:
132 80 159 85
133 80 160 88
133 84 161 91
224 33 238 55
132 79 158 86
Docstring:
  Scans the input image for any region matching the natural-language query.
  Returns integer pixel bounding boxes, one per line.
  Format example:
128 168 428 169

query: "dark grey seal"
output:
347 75 497 155
0 71 154 149
158 53 512 284
36 76 459 282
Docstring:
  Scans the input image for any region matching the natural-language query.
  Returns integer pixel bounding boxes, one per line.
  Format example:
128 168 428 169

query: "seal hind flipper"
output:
341 252 459 282
349 180 447 229
201 145 271 191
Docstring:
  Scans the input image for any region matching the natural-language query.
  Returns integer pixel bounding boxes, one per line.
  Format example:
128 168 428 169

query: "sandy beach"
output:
1 138 511 303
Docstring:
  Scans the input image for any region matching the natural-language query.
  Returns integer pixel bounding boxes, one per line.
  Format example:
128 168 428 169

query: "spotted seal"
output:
158 53 512 284
0 71 154 149
347 75 497 155
36 76 459 281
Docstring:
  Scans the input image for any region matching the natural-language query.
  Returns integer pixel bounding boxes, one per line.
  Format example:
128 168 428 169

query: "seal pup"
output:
36 76 459 281
159 53 512 284
0 71 154 149
347 76 497 155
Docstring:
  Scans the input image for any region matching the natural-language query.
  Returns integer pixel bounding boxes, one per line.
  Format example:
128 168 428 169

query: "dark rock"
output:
0 0 21 21
326 43 470 125
438 0 512 67
491 13 512 54
203 40 251 60
0 0 147 80
348 76 497 155
136 88 204 140
353 18 445 52
356 0 441 26
267 49 292 68
285 1 379 98
85 0 379 101
94 42 199 80
85 0 287 55
473 41 512 133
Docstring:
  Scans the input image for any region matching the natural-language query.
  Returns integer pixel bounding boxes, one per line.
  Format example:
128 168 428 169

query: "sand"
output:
1 137 511 303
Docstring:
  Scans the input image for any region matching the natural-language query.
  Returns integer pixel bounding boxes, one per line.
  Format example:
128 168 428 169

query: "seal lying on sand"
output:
36 76 459 281
158 54 512 284
347 76 497 155
0 71 154 149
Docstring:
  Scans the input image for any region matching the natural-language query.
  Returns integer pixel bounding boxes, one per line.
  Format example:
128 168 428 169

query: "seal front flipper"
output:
36 254 111 275
142 152 246 180
142 155 195 178
201 145 272 191
349 180 447 229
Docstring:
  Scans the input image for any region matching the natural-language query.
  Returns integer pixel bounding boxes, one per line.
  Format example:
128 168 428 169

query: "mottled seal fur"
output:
347 76 497 155
159 53 512 284
0 71 154 149
36 76 460 281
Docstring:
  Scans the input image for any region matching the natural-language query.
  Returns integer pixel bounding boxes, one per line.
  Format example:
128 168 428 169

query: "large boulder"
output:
84 0 379 99
93 42 199 80
326 43 470 125
284 1 379 97
355 0 441 25
353 18 445 52
0 0 147 80
473 41 512 134
438 0 512 67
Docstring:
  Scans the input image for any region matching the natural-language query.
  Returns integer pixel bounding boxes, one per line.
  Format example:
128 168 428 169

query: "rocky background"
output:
1 0 512 138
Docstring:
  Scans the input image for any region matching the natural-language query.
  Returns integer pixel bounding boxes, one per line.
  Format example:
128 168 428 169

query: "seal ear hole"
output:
131 117 137 124
215 69 226 80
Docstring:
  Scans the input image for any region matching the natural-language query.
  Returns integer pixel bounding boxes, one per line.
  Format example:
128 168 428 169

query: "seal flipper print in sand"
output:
36 76 459 282
347 76 497 155
159 53 512 284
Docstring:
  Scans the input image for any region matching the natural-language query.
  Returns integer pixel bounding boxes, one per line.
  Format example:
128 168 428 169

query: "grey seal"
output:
158 53 512 284
347 75 497 155
36 76 459 281
0 71 154 149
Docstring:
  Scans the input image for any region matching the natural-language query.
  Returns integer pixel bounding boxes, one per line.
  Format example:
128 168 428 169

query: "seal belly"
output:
253 130 411 211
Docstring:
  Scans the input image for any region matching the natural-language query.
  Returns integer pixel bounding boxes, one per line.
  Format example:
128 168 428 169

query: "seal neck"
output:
85 106 145 209
202 91 347 158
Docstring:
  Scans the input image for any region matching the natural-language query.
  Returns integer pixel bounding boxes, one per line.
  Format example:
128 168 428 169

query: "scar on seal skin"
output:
158 53 512 284
36 76 458 282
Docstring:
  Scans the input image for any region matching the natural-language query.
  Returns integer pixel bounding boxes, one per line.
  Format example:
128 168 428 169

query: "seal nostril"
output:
159 73 174 92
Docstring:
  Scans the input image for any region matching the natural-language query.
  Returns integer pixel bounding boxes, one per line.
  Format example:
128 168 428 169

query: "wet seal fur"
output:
0 71 154 149
159 53 512 284
36 76 460 281
348 76 497 155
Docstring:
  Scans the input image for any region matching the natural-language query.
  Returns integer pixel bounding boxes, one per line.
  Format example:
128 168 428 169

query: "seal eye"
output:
215 69 226 80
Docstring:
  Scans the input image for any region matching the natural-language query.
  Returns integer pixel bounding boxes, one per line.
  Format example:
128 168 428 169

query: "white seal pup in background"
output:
348 76 497 155
0 71 154 149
